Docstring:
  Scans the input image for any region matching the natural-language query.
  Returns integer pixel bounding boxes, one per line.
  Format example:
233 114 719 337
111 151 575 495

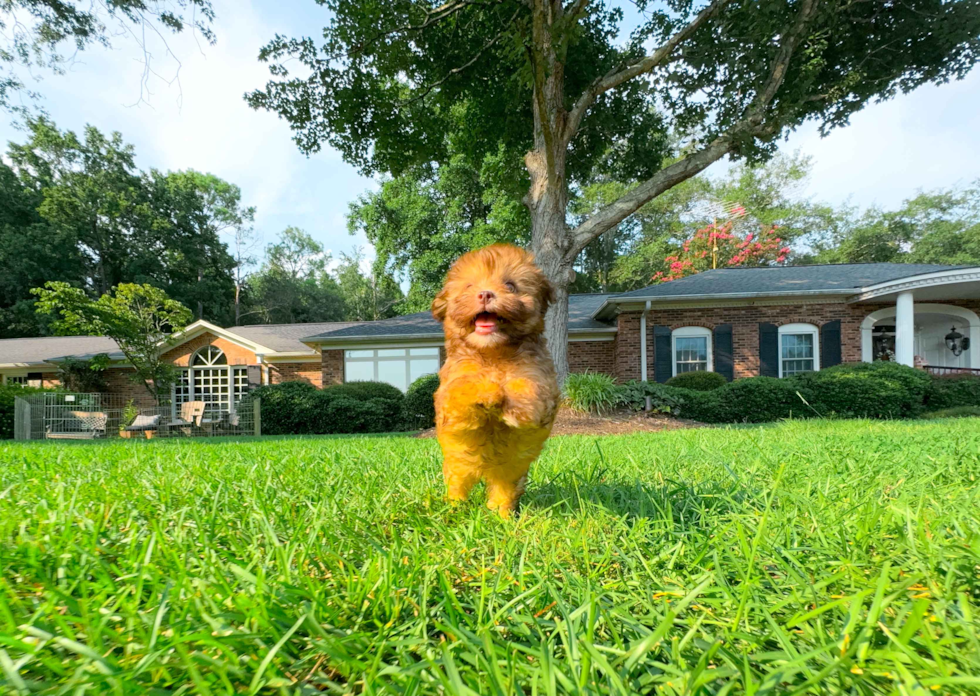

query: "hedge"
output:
794 361 931 419
666 371 727 391
403 374 440 430
0 385 58 439
250 380 406 435
923 374 980 411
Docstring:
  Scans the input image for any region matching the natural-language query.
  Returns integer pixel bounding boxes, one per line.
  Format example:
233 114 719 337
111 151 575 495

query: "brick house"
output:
2 264 978 411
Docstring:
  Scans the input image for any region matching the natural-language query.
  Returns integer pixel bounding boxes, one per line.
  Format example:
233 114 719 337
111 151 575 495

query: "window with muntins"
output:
344 347 440 392
672 327 712 375
778 323 820 377
172 346 250 416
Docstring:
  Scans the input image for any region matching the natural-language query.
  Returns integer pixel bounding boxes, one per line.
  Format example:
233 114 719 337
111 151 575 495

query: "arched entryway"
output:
861 303 980 368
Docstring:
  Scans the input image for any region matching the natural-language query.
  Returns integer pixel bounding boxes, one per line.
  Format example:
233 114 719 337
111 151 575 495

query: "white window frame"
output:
2 372 41 387
671 327 713 377
343 347 441 392
778 323 820 378
171 347 250 417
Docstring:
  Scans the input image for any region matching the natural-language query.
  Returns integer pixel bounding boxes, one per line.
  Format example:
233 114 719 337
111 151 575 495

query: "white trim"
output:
159 320 276 356
849 267 980 302
671 326 713 377
861 303 980 368
777 323 820 378
343 347 441 392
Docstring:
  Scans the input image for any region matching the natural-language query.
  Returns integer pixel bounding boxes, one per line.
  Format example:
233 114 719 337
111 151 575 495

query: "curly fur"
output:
432 244 561 517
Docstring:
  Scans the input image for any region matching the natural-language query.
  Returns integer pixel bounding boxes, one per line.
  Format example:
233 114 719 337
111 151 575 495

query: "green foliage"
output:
617 380 683 415
563 372 621 414
920 405 980 419
0 384 56 439
924 374 980 411
2 420 980 691
33 281 192 399
403 373 440 431
795 362 931 419
55 355 109 393
333 248 403 320
678 377 807 424
251 381 407 435
119 400 139 431
666 370 728 391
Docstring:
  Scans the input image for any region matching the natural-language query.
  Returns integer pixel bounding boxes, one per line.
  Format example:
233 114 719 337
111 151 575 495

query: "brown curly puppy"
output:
432 244 561 517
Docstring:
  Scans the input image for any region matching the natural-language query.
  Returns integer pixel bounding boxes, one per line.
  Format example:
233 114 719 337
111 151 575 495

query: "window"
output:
344 347 441 392
778 323 820 377
3 373 41 387
173 346 251 416
672 327 712 376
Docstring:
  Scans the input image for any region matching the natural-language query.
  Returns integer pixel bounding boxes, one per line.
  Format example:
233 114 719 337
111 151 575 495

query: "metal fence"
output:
13 392 261 441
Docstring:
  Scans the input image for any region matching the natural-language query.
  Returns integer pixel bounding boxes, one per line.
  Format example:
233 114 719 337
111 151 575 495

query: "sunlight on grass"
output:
1 419 979 693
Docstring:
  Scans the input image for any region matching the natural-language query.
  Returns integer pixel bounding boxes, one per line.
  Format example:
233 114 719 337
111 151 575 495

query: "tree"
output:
248 0 980 381
32 282 192 399
246 227 346 324
802 182 980 266
1 0 214 113
334 248 404 321
650 222 790 282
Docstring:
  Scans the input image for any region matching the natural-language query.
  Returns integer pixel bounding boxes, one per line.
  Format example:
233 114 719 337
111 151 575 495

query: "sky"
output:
2 0 979 265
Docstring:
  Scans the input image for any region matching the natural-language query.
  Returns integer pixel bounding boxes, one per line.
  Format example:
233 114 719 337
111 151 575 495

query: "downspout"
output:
640 301 651 411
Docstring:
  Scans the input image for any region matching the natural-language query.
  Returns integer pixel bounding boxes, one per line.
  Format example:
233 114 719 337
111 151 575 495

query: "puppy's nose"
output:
477 289 495 305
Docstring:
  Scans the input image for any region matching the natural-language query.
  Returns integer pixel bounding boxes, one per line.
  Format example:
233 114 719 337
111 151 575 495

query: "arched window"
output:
173 345 247 416
778 323 820 377
671 327 712 376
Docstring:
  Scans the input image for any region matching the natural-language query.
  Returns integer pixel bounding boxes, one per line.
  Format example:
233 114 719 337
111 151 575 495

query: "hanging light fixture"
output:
945 326 969 356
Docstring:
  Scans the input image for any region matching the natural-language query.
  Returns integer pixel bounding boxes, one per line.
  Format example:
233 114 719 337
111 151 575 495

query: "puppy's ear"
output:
539 276 556 312
431 287 449 322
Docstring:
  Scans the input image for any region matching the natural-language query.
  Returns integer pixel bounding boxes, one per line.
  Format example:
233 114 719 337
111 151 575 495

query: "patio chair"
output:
162 401 206 436
46 411 108 440
123 413 162 439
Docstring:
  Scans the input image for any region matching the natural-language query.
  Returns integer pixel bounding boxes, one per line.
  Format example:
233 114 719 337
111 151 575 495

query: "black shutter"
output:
759 323 779 377
713 324 734 382
821 320 842 368
247 365 262 388
654 325 672 383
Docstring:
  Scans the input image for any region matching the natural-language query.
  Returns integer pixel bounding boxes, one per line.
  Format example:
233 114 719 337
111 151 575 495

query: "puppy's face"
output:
432 244 555 349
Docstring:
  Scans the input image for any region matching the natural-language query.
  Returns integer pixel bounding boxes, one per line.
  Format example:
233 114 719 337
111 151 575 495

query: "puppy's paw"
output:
502 379 542 428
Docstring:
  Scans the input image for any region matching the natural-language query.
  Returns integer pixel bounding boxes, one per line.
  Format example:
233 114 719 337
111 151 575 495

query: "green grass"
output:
2 420 979 695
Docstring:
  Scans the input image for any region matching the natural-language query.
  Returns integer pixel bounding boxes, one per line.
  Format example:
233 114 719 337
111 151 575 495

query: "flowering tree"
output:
652 222 791 283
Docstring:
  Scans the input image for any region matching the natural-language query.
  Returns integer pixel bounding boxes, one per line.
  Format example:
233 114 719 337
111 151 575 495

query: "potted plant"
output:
118 400 138 439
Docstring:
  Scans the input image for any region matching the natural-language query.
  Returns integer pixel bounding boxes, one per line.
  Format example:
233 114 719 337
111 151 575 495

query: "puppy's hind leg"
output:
443 456 481 504
484 468 529 519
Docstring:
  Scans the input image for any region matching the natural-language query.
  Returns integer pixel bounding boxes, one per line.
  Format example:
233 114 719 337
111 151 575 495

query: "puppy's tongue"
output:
474 312 499 335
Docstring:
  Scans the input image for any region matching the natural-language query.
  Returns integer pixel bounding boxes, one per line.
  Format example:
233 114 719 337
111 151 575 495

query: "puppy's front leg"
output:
438 374 505 430
501 377 553 429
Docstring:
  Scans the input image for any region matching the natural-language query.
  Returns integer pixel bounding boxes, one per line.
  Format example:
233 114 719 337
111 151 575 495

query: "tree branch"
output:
563 0 731 146
567 0 823 260
350 0 504 57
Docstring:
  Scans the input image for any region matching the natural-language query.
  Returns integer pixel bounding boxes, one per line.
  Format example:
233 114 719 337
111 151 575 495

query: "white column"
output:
895 291 915 367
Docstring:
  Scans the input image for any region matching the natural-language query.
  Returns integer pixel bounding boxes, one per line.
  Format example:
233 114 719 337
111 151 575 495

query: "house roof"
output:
613 263 965 301
226 321 366 353
0 335 120 367
303 294 615 342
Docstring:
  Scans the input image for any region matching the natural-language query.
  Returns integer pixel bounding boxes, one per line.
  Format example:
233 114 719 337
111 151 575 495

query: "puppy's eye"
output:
504 281 517 293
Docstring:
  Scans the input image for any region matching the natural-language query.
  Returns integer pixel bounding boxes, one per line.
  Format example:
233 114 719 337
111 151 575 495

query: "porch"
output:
854 267 980 369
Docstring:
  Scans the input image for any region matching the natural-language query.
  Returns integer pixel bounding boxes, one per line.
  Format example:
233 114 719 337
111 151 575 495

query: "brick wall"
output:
614 299 980 382
321 350 344 386
269 362 322 387
102 368 158 407
161 333 257 367
568 340 616 374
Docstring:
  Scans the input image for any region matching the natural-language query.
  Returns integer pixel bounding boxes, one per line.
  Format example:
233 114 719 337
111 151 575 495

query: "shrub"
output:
323 381 404 430
681 377 810 423
309 393 392 434
330 380 404 403
403 374 440 430
249 381 320 435
0 385 58 439
618 381 684 415
920 405 980 419
666 371 727 391
563 372 622 414
794 362 930 419
924 374 980 411
250 380 407 435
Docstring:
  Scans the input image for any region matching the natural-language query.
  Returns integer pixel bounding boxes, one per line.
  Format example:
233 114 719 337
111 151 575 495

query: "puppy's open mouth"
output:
474 312 501 335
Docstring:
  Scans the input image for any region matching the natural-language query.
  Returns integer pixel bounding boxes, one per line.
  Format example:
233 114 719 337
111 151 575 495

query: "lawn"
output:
1 420 979 695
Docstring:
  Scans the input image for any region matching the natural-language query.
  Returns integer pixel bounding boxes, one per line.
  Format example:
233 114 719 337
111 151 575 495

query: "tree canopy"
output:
249 0 980 380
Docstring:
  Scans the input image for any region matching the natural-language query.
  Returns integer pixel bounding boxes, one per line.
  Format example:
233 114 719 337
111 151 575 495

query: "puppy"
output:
431 244 560 517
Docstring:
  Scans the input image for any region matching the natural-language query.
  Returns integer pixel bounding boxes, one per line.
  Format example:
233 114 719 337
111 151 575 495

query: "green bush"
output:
403 374 440 430
563 372 622 414
680 377 810 423
250 380 406 435
0 385 58 439
920 405 980 419
666 371 727 391
794 362 930 419
924 374 980 411
618 381 684 415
